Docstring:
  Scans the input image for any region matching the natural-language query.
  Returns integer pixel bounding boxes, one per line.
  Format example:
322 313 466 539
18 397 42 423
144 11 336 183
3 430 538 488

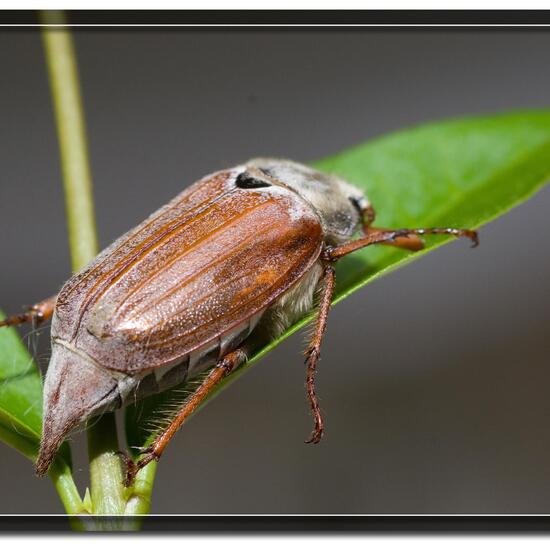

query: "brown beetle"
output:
1 159 477 485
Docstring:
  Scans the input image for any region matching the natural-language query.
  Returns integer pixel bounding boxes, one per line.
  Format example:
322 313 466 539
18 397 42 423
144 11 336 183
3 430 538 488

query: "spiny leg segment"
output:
304 264 336 444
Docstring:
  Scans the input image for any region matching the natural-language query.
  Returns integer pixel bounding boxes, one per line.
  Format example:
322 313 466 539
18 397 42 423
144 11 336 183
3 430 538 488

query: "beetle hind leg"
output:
0 295 57 328
122 348 247 487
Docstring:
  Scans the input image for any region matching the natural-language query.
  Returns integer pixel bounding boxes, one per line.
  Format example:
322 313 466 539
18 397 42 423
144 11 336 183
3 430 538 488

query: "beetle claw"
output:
124 465 138 488
116 451 138 487
119 448 158 487
305 425 324 444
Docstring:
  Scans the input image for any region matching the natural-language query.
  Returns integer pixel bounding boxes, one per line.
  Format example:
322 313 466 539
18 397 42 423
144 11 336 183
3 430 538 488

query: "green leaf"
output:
0 312 82 514
0 313 44 460
126 109 550 451
0 313 74 465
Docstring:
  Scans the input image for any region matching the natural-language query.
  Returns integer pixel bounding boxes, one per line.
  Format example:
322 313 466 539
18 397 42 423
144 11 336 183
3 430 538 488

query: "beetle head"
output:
247 158 370 245
36 341 121 476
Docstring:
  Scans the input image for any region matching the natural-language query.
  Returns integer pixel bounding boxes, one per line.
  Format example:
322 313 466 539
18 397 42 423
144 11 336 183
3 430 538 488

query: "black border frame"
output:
4 515 550 532
1 8 550 533
0 10 549 26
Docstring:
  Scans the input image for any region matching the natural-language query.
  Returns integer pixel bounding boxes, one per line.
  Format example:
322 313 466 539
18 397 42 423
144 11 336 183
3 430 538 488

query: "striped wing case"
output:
52 167 324 374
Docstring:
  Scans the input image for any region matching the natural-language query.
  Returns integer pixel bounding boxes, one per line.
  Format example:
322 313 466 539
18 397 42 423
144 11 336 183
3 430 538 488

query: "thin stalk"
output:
40 10 98 272
40 10 134 522
49 458 88 530
49 458 87 516
86 415 126 515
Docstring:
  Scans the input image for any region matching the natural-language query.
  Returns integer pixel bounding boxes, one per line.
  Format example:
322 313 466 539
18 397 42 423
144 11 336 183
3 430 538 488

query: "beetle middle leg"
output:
0 295 57 328
303 263 336 444
122 348 247 487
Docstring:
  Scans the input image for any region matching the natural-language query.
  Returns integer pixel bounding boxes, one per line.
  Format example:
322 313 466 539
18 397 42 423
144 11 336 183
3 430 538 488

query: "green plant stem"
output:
40 11 98 272
49 459 89 530
49 458 87 515
124 462 157 515
0 423 85 521
86 414 125 515
40 10 135 521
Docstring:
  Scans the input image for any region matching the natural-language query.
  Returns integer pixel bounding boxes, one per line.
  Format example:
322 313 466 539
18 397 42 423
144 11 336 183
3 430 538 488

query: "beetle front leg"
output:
122 348 247 487
364 226 425 252
303 263 336 444
361 205 425 252
0 295 57 328
324 226 478 261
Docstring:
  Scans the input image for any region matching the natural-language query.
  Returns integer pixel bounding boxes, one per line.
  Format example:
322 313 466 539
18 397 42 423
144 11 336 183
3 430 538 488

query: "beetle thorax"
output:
247 158 369 245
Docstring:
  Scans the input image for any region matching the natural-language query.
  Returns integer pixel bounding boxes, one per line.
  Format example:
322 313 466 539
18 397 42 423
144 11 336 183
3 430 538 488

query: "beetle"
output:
0 158 478 486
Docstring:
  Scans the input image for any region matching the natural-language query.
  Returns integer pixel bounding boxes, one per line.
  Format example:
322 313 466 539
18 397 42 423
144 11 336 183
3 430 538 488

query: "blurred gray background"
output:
0 29 550 514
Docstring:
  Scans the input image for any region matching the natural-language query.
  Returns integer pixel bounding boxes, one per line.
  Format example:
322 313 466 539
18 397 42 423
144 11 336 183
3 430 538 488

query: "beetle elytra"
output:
0 158 478 485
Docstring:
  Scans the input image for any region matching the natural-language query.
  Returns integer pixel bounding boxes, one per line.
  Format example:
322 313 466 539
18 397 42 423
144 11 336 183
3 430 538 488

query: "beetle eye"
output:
235 172 272 189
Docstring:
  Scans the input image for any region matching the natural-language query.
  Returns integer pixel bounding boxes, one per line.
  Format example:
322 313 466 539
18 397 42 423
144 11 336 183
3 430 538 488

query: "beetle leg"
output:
0 295 57 328
324 227 478 261
365 227 425 252
362 204 377 227
303 264 336 445
122 348 247 487
361 205 435 252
